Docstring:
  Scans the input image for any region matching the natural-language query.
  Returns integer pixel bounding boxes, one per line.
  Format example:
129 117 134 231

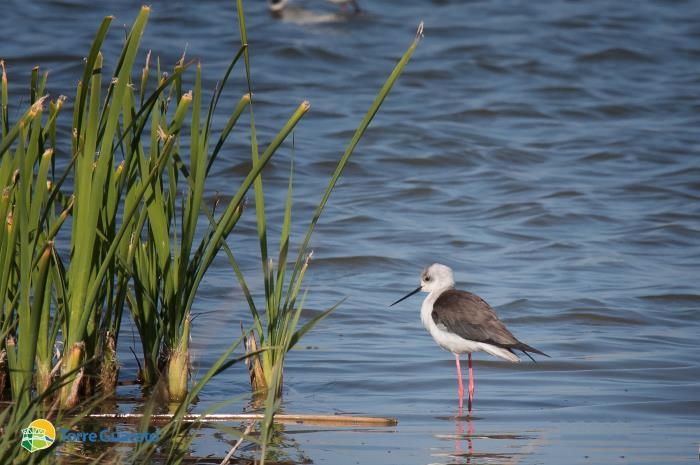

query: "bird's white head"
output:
390 263 456 307
420 263 455 293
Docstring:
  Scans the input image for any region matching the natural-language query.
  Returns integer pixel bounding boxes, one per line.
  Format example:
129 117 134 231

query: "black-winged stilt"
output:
390 263 548 413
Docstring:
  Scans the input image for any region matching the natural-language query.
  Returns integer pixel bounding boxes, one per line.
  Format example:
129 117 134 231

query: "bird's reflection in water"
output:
434 409 539 465
454 413 475 464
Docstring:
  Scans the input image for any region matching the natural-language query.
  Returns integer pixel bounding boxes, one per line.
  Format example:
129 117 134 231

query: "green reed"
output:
231 1 423 460
0 61 68 412
53 8 157 407
127 49 309 402
1 2 423 462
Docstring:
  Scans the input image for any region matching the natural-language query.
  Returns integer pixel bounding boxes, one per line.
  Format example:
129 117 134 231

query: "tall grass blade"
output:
285 22 424 307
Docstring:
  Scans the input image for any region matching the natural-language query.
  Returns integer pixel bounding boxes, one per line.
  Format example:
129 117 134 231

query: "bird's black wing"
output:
432 290 549 359
432 290 519 346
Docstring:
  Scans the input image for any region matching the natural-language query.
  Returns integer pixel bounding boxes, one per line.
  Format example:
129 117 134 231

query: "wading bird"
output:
391 263 548 413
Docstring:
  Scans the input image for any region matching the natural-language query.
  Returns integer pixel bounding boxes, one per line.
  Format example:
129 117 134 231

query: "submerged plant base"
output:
60 341 86 408
98 331 119 393
243 329 266 393
241 327 268 405
243 328 284 403
166 346 190 403
0 349 6 400
34 362 52 398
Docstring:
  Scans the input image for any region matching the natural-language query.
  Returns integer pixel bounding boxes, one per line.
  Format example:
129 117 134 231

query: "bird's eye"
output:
424 275 431 282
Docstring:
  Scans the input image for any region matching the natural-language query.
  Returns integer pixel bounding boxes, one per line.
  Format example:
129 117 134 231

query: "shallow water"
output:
2 0 699 463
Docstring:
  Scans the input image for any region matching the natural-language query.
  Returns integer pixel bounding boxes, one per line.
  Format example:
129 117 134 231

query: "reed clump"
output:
0 1 421 463
0 4 304 409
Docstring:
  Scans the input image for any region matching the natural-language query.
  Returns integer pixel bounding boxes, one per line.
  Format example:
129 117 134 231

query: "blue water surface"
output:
2 0 699 463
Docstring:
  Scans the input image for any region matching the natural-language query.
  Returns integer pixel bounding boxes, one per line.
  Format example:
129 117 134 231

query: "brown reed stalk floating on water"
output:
87 412 398 427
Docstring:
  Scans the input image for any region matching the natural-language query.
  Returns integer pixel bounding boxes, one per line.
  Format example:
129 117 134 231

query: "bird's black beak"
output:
389 286 422 307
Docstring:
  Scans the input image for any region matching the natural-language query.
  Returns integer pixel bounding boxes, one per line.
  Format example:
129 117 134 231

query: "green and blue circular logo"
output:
21 419 56 453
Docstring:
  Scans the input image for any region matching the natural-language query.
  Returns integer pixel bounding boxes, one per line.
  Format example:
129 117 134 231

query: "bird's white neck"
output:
420 288 449 330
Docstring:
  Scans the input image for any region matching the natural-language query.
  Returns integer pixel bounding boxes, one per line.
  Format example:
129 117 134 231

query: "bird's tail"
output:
514 342 549 363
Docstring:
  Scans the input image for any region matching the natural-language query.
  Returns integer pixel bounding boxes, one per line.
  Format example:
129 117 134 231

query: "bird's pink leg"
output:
467 353 475 413
454 353 464 411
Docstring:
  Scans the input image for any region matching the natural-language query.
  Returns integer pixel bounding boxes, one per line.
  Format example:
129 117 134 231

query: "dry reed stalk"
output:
98 331 119 392
61 342 85 408
242 326 267 395
220 421 256 465
88 412 398 427
0 349 6 399
34 362 51 398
